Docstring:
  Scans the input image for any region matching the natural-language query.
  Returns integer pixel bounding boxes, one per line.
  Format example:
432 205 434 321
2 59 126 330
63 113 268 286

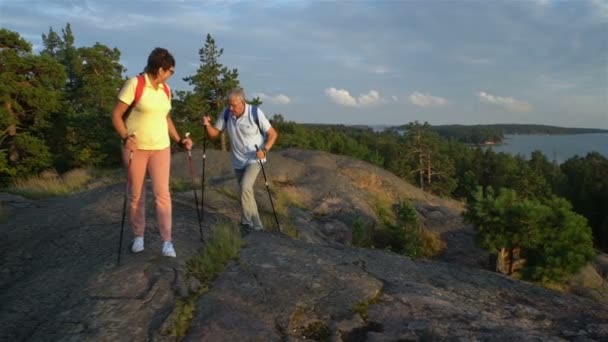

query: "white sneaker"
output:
131 237 144 253
162 241 176 258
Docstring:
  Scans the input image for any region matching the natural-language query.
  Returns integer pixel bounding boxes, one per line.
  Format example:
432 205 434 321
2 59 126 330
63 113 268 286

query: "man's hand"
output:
255 145 267 160
202 115 212 127
256 149 266 160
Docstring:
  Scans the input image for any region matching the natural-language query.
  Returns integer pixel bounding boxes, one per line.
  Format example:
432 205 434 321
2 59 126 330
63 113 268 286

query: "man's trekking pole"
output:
117 134 135 266
255 145 281 232
185 133 204 242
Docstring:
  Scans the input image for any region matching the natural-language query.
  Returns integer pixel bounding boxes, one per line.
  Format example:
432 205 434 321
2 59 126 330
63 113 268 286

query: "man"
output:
202 87 278 232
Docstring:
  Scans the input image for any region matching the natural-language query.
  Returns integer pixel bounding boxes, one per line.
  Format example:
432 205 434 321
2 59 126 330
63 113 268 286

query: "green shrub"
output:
352 200 442 258
465 187 596 284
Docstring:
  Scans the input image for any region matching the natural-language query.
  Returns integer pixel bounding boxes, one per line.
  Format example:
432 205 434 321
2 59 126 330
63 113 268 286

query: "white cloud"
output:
325 88 358 106
324 88 386 107
409 92 448 107
478 91 532 112
591 0 608 20
358 90 384 105
370 65 389 74
252 92 291 105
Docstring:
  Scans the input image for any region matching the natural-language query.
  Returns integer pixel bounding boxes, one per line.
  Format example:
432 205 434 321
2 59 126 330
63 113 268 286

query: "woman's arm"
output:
167 114 192 149
111 101 131 140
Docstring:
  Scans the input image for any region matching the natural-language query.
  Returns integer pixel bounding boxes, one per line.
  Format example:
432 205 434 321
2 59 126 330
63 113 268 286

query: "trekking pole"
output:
201 125 207 227
185 133 204 242
117 134 135 266
255 145 281 232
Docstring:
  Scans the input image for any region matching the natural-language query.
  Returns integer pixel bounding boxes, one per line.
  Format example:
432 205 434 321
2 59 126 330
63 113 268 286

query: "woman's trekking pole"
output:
117 149 133 266
201 127 207 227
185 133 204 242
255 145 281 232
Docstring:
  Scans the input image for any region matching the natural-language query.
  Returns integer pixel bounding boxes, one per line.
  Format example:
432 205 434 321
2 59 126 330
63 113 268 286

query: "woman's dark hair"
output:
145 47 175 76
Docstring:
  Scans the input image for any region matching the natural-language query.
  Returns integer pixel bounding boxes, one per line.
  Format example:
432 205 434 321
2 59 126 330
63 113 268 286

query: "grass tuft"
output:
170 178 192 193
186 223 244 283
213 186 239 201
164 223 243 337
10 169 92 199
8 167 123 199
353 289 382 320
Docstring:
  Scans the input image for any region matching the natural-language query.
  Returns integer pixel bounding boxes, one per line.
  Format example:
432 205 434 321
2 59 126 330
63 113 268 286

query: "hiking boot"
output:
131 237 144 253
162 241 176 258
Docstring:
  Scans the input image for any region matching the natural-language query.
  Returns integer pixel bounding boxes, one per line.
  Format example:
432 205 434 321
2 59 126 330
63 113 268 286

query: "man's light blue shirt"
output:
215 104 272 169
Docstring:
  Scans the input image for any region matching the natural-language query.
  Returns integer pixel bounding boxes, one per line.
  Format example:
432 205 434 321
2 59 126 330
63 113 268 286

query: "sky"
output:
1 0 607 128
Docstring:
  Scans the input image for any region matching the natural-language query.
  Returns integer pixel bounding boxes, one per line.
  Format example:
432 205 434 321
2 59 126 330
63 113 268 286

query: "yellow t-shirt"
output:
118 74 172 150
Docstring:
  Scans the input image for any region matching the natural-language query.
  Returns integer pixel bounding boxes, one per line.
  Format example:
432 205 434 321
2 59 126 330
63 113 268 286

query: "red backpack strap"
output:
132 74 146 107
162 82 171 100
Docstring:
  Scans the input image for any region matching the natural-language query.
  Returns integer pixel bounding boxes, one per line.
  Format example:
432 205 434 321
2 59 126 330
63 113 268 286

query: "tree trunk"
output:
419 153 424 191
496 247 509 274
427 155 432 186
508 245 514 275
221 133 226 152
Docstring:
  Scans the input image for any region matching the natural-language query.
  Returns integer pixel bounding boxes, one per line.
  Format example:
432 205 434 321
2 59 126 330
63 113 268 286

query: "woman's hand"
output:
123 134 137 151
180 136 193 150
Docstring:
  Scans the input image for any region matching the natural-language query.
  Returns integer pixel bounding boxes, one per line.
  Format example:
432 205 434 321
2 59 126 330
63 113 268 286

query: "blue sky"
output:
1 0 606 128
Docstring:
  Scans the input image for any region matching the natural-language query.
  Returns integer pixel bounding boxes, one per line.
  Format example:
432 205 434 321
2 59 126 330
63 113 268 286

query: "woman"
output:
111 47 192 258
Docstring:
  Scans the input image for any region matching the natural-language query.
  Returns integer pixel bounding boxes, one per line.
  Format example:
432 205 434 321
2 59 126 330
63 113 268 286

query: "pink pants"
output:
122 147 172 242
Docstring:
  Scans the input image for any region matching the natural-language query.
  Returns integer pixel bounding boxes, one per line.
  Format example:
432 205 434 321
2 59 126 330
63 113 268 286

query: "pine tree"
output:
42 24 125 169
181 34 240 150
465 187 595 283
0 28 65 183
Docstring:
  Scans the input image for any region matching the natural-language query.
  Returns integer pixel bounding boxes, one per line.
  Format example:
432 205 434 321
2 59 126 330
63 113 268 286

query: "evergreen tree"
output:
398 121 456 195
0 29 65 184
522 196 595 283
42 24 125 169
560 152 608 251
465 187 595 283
248 96 263 107
180 33 240 150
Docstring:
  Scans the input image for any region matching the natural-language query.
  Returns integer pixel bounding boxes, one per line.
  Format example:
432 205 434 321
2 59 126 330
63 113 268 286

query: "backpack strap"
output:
161 82 171 100
132 74 171 108
223 107 231 128
223 105 264 136
132 74 146 107
251 106 263 135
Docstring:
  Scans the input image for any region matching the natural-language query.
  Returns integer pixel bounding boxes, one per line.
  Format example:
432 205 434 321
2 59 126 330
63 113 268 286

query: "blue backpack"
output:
223 106 264 137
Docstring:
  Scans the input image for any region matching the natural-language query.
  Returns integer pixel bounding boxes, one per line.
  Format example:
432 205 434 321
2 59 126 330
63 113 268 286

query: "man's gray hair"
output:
227 87 246 102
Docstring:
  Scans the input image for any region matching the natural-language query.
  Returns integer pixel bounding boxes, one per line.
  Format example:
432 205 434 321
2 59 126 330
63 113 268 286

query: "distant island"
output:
293 123 608 146
386 124 608 145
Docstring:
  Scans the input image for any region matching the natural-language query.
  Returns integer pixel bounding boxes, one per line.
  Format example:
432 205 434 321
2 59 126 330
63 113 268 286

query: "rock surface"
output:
1 148 606 341
187 233 608 341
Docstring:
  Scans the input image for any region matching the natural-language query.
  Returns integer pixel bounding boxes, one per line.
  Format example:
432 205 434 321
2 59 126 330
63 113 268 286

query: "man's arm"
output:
263 127 278 152
203 115 222 139
256 127 278 160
